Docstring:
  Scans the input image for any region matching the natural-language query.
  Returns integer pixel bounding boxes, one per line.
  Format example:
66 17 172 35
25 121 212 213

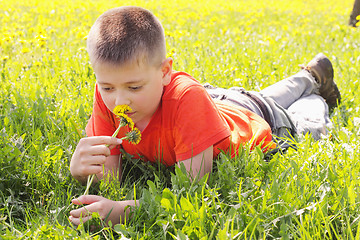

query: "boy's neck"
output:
135 117 152 132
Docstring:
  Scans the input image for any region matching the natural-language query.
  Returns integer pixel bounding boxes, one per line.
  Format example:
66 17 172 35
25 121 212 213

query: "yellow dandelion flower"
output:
113 105 132 116
34 61 42 67
356 15 360 21
38 41 46 48
357 21 360 27
168 48 176 58
118 113 134 130
111 105 135 137
122 128 141 144
22 47 30 54
1 56 9 62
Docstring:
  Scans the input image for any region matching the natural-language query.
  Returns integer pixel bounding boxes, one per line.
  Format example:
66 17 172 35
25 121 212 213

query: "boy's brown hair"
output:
87 6 166 67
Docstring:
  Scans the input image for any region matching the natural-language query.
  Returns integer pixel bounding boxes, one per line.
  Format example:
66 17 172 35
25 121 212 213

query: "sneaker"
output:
303 53 341 111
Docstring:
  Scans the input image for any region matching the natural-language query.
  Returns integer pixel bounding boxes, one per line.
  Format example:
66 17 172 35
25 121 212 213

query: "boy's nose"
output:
115 94 130 106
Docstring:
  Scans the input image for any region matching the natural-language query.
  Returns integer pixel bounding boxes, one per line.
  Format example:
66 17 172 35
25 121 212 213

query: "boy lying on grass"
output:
69 6 341 226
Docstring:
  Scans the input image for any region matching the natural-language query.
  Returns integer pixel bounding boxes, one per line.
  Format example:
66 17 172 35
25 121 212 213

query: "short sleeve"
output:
173 85 230 161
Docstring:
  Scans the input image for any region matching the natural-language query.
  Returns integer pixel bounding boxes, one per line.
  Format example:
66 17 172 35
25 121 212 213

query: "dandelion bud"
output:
123 128 141 145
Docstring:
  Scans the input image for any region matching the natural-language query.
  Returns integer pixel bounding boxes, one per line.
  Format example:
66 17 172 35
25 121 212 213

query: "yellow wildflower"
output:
118 113 134 130
22 47 30 54
168 48 176 58
34 61 42 67
113 104 132 115
1 56 9 62
111 105 135 137
38 41 46 48
122 128 141 145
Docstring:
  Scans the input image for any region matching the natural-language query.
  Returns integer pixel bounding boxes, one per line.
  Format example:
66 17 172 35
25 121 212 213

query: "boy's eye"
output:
102 87 113 91
129 86 142 90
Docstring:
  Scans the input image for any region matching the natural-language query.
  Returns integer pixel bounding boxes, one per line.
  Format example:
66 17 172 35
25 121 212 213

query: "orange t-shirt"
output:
86 71 274 166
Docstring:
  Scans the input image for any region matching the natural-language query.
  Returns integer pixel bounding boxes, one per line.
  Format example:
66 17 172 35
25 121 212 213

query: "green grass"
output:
1 0 360 239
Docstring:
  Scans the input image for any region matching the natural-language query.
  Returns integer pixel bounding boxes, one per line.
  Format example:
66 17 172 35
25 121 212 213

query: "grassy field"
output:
0 0 360 238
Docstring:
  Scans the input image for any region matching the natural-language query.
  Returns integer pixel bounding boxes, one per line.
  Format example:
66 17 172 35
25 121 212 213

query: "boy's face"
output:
93 59 172 131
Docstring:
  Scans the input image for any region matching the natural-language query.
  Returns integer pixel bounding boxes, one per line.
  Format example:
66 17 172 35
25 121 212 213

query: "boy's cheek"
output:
100 95 115 112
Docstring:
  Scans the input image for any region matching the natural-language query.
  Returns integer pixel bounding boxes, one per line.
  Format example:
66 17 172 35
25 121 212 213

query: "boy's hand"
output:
70 136 122 182
69 195 136 226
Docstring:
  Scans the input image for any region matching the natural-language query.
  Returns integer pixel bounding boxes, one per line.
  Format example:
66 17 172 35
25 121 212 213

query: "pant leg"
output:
205 83 297 138
205 80 331 142
260 70 319 109
286 94 332 140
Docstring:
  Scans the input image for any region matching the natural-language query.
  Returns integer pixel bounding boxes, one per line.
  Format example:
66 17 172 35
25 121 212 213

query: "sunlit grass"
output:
0 0 360 238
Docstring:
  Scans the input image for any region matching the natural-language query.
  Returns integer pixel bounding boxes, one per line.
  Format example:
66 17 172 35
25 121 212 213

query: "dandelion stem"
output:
83 174 95 195
83 105 139 195
111 122 124 139
83 123 124 195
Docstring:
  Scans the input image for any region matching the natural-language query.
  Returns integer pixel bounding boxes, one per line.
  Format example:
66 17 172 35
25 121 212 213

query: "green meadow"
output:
1 0 360 238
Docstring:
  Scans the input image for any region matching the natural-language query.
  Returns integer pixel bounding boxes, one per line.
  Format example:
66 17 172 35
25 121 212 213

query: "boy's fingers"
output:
88 136 122 146
70 202 99 218
88 145 111 157
69 215 92 225
87 156 106 166
107 143 120 150
72 195 104 206
86 164 104 175
69 207 89 218
70 196 104 224
69 207 91 220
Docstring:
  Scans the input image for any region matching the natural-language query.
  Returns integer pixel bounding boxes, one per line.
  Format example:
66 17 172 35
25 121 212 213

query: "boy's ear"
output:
161 57 173 86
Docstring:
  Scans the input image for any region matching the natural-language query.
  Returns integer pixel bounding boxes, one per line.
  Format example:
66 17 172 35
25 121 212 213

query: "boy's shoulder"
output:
163 71 206 100
169 71 200 87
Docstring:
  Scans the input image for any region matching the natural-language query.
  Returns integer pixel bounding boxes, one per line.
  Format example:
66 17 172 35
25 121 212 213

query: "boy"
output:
69 6 340 226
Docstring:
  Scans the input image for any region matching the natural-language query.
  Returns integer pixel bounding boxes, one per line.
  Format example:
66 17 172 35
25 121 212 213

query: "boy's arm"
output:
69 146 214 226
177 145 213 181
